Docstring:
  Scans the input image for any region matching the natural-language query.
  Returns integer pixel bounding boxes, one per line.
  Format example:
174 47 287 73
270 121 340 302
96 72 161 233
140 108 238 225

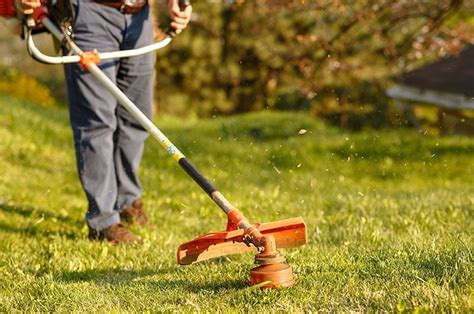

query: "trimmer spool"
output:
249 252 296 289
250 262 296 289
249 235 297 288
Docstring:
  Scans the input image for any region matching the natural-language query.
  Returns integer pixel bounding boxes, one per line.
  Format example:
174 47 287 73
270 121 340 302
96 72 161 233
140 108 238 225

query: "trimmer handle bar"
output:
18 0 191 64
27 18 173 65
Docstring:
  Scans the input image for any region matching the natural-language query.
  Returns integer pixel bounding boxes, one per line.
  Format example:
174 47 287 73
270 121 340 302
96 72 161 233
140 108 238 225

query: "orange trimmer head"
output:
178 216 307 288
178 217 306 265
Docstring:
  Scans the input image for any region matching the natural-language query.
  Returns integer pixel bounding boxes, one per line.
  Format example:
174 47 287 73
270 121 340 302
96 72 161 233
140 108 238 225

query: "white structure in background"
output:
387 45 474 131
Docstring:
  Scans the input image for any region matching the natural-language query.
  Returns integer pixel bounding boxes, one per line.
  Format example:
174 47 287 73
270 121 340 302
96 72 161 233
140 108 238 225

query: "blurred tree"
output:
2 1 471 125
154 0 473 126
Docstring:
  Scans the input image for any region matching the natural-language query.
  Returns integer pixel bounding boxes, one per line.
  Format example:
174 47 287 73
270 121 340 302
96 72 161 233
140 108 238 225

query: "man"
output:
15 0 192 244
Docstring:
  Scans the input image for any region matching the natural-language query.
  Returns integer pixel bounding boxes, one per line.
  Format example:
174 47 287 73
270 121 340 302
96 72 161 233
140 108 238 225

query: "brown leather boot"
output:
120 199 150 226
88 224 142 245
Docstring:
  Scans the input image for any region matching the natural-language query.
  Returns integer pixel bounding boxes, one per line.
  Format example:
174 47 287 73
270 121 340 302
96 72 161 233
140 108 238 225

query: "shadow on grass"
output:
58 267 247 292
0 202 81 240
0 220 79 240
0 202 79 224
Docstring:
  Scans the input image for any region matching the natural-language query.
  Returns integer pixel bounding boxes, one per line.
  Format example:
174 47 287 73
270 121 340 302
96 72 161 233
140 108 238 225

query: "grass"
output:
0 94 473 312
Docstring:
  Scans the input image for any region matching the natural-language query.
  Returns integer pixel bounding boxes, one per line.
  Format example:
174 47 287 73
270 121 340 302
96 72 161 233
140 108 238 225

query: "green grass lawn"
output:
0 94 473 311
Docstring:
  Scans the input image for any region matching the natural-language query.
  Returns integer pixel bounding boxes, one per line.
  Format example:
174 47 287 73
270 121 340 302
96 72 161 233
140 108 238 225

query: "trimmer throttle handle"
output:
167 0 191 37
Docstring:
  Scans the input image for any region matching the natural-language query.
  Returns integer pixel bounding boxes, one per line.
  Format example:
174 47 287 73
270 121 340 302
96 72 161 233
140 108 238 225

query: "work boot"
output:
120 199 150 226
88 224 142 245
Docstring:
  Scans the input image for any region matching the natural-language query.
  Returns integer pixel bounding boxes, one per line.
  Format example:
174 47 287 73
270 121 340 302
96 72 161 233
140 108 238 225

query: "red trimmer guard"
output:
177 217 306 265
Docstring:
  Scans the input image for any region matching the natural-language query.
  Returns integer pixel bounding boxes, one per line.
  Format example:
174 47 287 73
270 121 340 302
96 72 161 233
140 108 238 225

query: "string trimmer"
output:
0 0 307 288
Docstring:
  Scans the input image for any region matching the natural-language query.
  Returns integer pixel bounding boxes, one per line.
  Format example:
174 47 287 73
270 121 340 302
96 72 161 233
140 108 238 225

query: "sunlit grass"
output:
0 95 472 311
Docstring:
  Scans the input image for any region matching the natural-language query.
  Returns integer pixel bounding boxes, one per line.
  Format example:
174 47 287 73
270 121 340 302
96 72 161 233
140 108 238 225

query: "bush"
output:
0 67 56 108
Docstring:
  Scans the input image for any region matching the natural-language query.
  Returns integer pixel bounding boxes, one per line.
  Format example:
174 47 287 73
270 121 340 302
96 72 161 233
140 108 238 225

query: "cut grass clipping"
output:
0 94 473 311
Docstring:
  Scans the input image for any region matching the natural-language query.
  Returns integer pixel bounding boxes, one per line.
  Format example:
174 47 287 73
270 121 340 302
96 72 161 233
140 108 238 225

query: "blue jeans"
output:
64 0 154 231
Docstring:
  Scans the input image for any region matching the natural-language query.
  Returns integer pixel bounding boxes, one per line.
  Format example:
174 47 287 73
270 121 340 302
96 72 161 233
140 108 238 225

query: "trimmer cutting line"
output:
0 0 307 288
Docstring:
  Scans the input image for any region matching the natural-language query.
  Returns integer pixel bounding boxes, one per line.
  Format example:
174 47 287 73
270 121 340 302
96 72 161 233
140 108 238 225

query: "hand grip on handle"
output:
24 14 36 28
167 0 191 38
20 14 36 39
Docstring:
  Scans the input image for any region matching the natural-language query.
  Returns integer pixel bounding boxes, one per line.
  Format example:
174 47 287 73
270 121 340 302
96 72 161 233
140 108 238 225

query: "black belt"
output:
94 0 146 14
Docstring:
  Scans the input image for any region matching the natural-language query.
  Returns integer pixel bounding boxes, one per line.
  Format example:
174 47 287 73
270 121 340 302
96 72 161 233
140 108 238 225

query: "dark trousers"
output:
64 0 154 231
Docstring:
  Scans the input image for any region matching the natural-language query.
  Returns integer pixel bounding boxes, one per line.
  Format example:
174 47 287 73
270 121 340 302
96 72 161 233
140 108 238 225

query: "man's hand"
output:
15 0 41 15
168 0 192 35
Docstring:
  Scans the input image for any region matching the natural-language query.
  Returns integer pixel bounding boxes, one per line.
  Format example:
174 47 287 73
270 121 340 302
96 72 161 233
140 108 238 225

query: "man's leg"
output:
64 1 125 231
114 5 155 210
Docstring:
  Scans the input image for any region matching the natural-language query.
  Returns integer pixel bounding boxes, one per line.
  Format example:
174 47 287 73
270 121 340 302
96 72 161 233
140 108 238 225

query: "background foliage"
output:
0 0 473 125
154 0 473 125
0 68 56 107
